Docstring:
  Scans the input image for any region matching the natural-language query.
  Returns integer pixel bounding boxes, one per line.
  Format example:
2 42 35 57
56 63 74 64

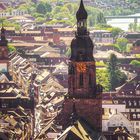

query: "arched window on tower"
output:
79 73 83 87
89 73 92 88
81 21 84 27
78 22 80 27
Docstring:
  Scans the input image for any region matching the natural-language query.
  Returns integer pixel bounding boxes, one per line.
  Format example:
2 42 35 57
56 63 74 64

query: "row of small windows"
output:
121 90 140 95
123 100 140 106
37 59 68 64
93 38 113 43
91 34 113 38
0 11 27 17
0 84 15 89
60 32 73 36
69 73 93 88
133 114 140 119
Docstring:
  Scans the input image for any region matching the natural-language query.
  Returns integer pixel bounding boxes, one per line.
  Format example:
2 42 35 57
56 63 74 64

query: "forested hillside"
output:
1 0 140 28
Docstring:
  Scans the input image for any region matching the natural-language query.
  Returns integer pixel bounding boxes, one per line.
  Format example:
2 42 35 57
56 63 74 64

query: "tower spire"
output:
76 0 87 21
76 0 88 36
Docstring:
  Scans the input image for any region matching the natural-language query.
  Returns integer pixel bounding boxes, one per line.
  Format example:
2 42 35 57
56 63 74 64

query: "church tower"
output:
0 25 9 73
58 0 102 131
69 0 96 98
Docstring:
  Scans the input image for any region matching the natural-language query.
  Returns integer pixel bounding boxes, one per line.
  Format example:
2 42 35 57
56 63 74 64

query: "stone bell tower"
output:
58 0 102 131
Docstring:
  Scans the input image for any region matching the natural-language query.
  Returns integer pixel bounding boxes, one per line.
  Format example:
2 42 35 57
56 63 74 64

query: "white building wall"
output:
0 10 28 18
103 104 126 112
108 113 133 133
132 121 140 139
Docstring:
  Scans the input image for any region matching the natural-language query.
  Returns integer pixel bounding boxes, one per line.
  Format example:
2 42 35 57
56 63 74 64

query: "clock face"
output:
76 62 86 72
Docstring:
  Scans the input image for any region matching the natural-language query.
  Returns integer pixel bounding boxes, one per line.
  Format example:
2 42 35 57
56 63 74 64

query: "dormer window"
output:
134 101 137 106
122 100 126 104
128 101 131 106
133 114 136 119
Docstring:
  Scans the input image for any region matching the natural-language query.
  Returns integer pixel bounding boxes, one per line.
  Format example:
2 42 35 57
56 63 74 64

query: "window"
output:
136 128 140 133
89 73 92 87
81 22 84 26
122 100 126 104
79 73 83 87
133 114 136 119
2 101 8 108
136 122 139 126
134 101 137 106
129 101 132 106
120 122 123 126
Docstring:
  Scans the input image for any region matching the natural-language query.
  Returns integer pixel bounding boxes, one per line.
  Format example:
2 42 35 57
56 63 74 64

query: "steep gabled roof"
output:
57 119 104 140
0 73 9 83
116 75 140 96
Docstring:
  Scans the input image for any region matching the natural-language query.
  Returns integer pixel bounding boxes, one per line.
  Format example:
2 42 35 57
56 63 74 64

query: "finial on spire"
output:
76 0 88 21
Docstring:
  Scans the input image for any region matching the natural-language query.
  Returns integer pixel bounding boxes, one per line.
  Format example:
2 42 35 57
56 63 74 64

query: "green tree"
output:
108 53 127 91
0 18 21 31
36 2 46 14
128 23 133 32
128 23 140 32
96 12 106 25
0 18 5 23
65 47 71 57
96 69 110 92
8 44 16 52
35 17 45 23
45 2 52 12
116 38 128 53
130 60 140 67
107 27 123 37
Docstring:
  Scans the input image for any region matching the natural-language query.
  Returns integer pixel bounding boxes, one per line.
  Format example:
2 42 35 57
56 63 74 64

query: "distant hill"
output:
0 0 139 28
